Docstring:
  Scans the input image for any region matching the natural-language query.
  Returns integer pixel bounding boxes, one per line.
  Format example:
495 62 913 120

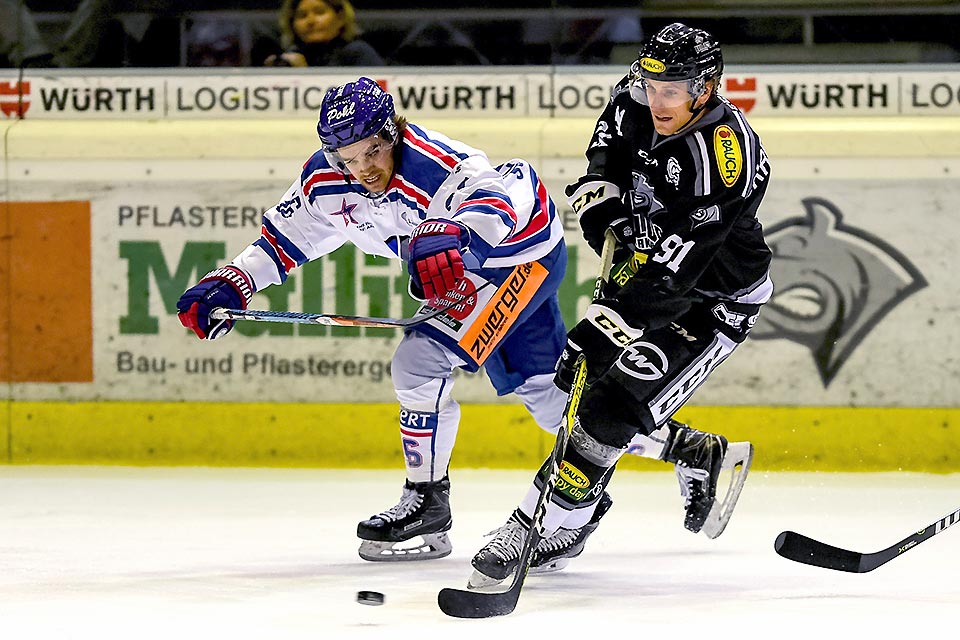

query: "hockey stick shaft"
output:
437 231 616 619
775 506 960 573
210 280 492 328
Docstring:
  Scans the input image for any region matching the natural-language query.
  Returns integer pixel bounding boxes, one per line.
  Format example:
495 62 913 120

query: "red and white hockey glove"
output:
408 219 466 299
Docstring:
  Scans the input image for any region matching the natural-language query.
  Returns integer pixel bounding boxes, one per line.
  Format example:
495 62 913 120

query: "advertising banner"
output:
4 67 960 120
2 157 952 408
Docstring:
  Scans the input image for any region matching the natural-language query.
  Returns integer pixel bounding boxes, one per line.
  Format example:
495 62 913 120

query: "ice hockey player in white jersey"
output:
176 76 612 565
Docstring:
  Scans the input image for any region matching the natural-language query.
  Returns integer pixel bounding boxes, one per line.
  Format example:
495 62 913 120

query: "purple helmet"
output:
317 77 397 152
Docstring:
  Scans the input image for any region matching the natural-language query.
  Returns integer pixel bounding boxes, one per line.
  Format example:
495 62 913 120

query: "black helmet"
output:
630 23 723 102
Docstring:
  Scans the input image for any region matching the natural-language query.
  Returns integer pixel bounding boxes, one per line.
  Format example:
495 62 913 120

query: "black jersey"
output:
583 75 773 333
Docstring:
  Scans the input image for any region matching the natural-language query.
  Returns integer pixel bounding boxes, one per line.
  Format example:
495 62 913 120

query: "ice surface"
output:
0 467 956 638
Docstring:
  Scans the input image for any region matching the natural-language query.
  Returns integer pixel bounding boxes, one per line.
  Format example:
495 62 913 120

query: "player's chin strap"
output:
674 83 717 135
673 101 708 135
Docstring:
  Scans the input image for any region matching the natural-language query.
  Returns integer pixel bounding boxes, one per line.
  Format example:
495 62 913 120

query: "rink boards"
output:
2 68 959 471
3 401 958 472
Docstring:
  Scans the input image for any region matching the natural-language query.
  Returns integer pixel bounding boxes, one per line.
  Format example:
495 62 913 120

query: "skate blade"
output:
358 532 452 562
527 557 571 575
466 567 512 590
702 441 754 539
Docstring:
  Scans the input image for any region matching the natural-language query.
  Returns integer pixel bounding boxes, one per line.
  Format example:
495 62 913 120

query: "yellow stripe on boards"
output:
1 402 957 472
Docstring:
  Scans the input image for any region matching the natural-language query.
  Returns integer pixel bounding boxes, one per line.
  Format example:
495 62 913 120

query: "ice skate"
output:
665 421 753 539
529 491 613 574
357 477 452 561
467 510 530 589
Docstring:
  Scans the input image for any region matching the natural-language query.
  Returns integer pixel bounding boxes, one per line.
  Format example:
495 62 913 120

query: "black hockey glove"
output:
554 302 644 393
565 174 635 256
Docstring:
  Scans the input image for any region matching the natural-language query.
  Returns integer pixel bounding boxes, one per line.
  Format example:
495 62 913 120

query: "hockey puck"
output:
356 590 385 606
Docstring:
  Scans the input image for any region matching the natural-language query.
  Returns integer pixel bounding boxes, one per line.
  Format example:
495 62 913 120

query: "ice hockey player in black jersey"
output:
469 22 773 587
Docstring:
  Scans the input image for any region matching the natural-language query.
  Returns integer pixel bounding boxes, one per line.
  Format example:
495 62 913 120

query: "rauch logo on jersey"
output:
713 125 742 187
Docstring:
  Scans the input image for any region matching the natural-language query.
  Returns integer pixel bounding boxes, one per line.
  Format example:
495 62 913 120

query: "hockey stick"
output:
210 280 492 329
775 506 960 573
437 230 616 619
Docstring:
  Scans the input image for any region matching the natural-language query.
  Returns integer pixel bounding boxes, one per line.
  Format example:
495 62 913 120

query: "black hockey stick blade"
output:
211 280 491 328
437 580 527 619
775 506 960 573
775 531 864 572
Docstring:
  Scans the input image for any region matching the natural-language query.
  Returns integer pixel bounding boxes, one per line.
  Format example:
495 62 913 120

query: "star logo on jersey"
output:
330 198 359 226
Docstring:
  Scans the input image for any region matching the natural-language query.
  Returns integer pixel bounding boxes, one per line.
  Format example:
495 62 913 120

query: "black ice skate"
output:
356 477 452 561
529 491 613 574
467 510 530 589
663 420 753 539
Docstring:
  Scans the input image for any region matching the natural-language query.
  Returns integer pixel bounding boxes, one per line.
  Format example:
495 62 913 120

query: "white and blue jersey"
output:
232 123 564 288
229 122 567 381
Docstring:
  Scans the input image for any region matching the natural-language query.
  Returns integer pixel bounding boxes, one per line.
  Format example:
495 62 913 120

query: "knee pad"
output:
392 332 461 411
577 379 656 449
392 331 460 395
513 373 566 434
391 332 463 482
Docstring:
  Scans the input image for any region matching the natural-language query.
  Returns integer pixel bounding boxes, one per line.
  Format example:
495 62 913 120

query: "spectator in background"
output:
187 21 244 67
263 0 382 67
0 0 124 68
391 20 489 66
0 0 51 67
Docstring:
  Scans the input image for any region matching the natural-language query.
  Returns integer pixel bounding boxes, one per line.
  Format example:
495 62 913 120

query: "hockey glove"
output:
408 219 466 299
177 265 254 340
565 174 635 256
554 302 644 393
